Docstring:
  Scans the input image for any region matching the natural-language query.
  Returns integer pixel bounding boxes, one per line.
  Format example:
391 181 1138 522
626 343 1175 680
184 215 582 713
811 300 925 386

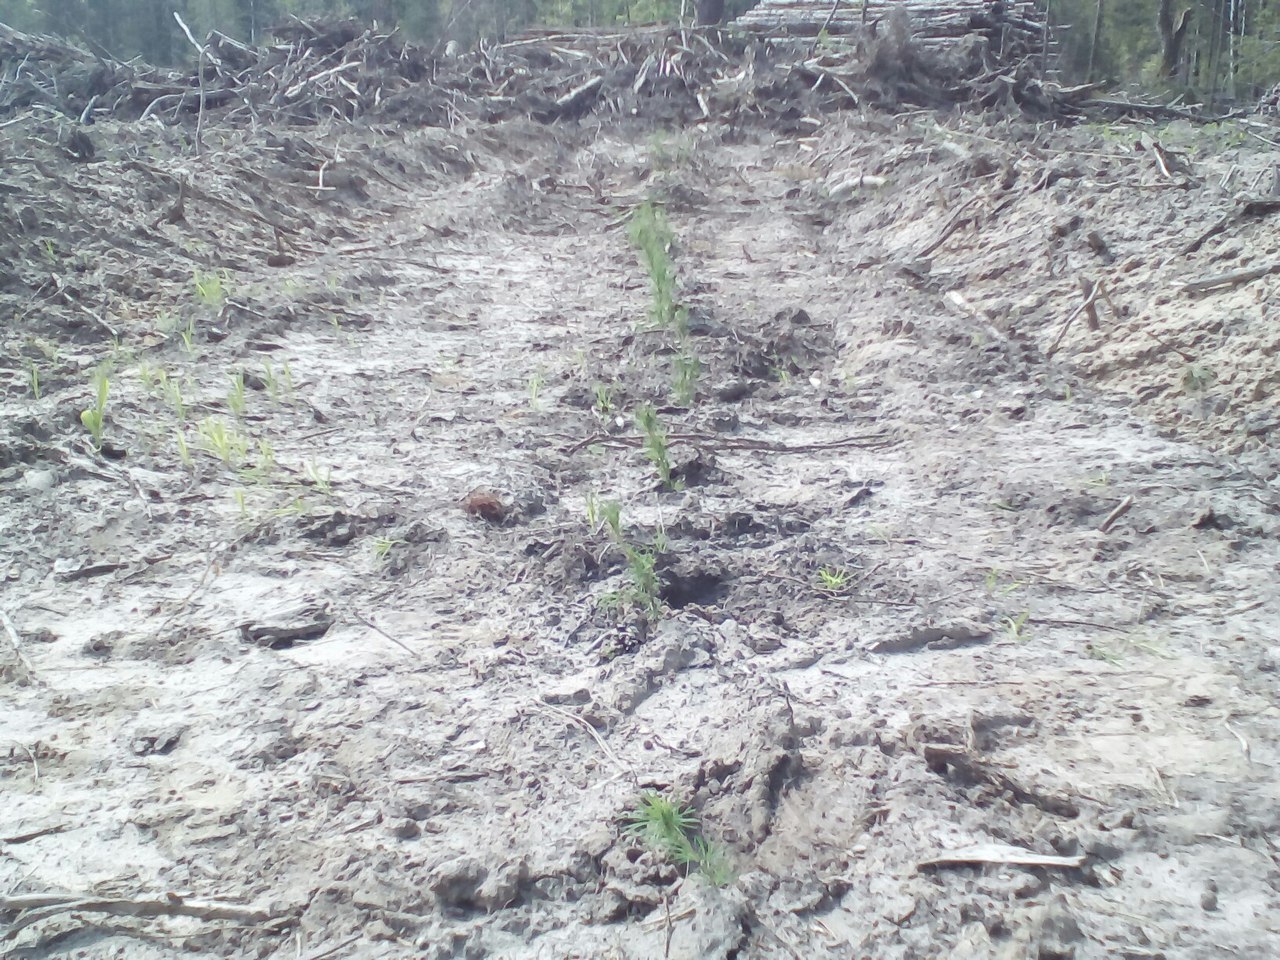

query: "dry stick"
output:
1098 496 1135 534
172 12 211 155
347 608 419 658
1181 262 1280 294
563 431 889 456
808 0 844 57
300 932 362 960
1 893 282 941
0 609 40 685
534 700 637 785
1045 280 1102 359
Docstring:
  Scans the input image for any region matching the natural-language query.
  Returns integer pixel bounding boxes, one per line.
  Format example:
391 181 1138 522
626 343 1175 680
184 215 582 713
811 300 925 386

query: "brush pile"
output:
1 10 1153 133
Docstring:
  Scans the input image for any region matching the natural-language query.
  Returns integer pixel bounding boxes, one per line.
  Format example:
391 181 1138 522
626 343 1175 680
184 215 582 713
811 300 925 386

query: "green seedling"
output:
601 500 623 542
672 350 699 407
179 317 196 355
817 566 852 594
1083 470 1111 488
198 418 249 466
227 371 247 417
623 791 734 887
587 493 624 542
40 238 58 263
240 438 275 481
164 376 188 424
27 361 41 400
305 461 333 496
175 430 193 468
79 371 110 450
528 372 545 410
233 488 249 517
1181 364 1215 395
260 361 294 402
271 497 310 518
192 268 226 310
1001 610 1030 643
984 568 1026 596
628 202 681 333
624 545 660 616
594 383 615 416
635 404 676 490
371 536 404 563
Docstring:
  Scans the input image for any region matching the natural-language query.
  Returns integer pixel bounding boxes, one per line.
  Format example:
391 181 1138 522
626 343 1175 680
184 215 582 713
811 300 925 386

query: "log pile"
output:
735 0 1048 59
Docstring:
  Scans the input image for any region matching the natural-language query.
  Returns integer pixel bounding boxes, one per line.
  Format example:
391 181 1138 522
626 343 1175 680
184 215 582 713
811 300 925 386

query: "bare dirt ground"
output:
4 83 1280 959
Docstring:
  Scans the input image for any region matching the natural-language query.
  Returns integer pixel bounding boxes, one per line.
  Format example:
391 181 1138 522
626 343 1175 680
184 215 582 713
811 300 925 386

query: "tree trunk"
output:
695 0 725 26
1158 0 1192 78
1086 0 1105 80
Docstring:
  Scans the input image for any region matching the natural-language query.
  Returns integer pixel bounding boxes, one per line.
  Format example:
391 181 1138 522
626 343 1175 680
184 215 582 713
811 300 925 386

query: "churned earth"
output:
2 90 1280 959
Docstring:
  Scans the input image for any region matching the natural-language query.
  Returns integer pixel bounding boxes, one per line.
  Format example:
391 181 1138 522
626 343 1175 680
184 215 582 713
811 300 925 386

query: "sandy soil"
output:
3 102 1280 959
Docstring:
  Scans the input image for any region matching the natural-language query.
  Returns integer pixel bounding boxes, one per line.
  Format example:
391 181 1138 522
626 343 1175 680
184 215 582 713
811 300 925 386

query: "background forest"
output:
0 0 1278 99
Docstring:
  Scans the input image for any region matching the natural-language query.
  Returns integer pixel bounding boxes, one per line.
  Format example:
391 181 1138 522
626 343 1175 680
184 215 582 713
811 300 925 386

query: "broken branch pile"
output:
1 10 1086 132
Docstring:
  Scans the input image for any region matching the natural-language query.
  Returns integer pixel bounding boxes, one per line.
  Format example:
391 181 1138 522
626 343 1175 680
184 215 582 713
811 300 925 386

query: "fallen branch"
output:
1 892 287 941
0 609 42 687
1044 278 1104 359
919 843 1086 870
1181 262 1280 294
563 430 891 455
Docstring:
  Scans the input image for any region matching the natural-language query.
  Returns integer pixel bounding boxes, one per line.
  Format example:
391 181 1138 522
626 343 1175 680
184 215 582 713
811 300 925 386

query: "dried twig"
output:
0 609 40 686
1 892 286 941
1045 279 1103 359
1098 496 1135 534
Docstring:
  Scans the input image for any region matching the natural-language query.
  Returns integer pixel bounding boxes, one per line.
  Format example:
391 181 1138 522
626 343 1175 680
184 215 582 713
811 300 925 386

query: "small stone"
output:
23 469 55 492
386 818 421 840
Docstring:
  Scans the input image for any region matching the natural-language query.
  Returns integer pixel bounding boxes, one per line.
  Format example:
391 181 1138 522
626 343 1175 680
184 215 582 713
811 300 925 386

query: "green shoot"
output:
79 371 110 450
1001 610 1031 643
601 500 623 542
165 376 188 424
305 461 333 496
817 566 851 594
594 384 615 416
635 404 676 490
672 350 699 407
628 202 681 333
26 361 41 400
198 418 249 466
984 568 1025 596
175 430 192 468
528 372 545 410
1181 364 1215 395
193 268 226 310
241 438 275 481
624 545 660 616
179 317 196 355
624 791 734 887
227 371 247 418
372 536 403 563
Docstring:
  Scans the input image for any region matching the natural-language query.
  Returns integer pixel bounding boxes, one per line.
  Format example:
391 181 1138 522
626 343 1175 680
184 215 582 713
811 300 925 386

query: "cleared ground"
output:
3 101 1280 959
